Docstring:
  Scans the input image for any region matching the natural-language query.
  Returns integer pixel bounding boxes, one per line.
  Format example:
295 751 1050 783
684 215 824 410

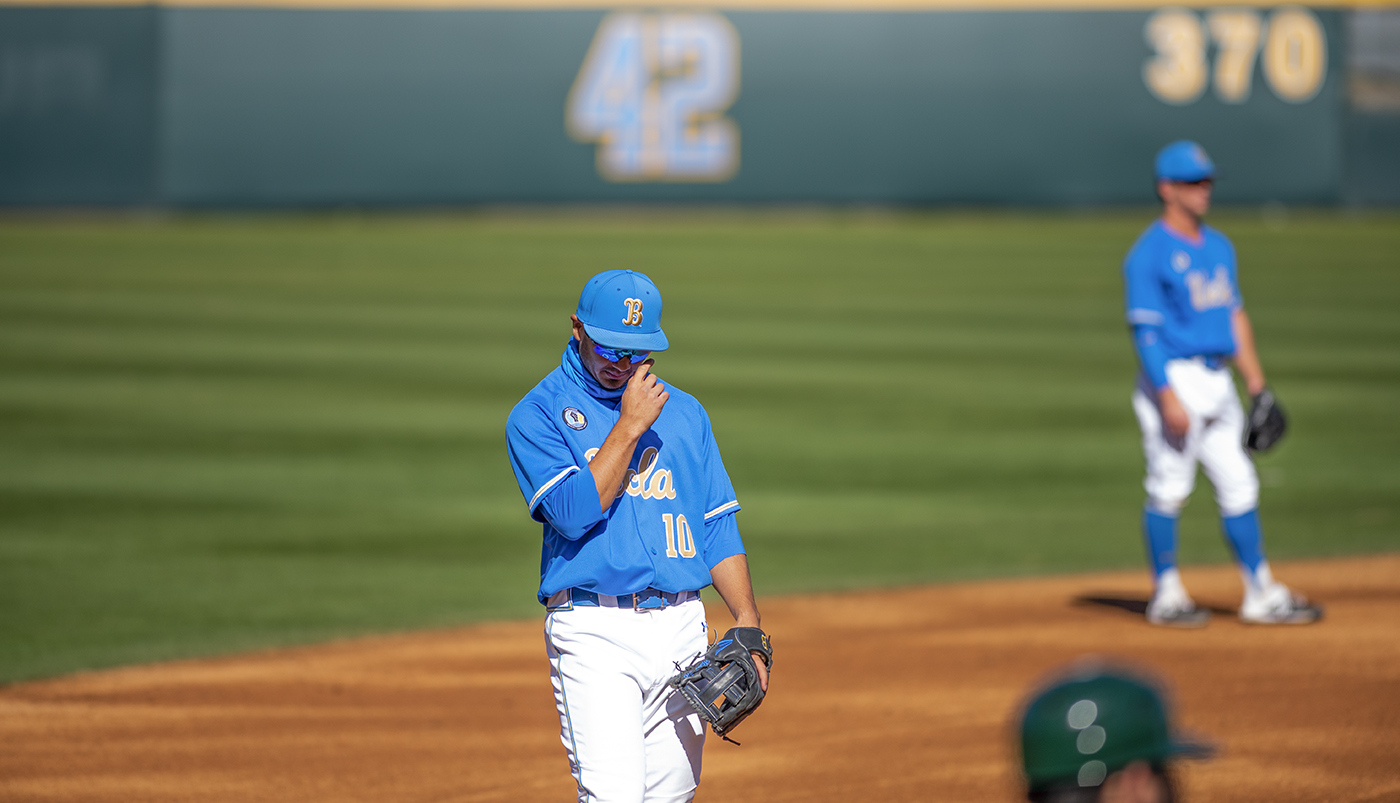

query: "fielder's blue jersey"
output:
1124 220 1243 362
506 348 745 604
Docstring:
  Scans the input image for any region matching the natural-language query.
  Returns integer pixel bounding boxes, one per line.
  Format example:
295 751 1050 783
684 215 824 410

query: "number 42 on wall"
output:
567 12 741 183
1144 6 1328 105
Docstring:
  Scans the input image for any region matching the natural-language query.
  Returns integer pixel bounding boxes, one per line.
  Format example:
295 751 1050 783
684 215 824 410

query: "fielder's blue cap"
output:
576 269 669 352
1155 140 1215 183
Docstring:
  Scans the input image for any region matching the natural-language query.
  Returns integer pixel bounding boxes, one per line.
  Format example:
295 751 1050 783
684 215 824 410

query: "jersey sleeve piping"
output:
529 465 580 511
704 500 740 520
1127 308 1165 326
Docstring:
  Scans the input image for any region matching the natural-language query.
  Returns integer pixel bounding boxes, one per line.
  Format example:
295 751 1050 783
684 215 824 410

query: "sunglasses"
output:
592 343 651 364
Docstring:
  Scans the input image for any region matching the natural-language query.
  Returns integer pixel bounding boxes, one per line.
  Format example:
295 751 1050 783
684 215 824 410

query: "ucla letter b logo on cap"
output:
576 270 669 352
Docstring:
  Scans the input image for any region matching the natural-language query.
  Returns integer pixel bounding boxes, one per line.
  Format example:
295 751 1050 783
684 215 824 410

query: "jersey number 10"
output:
661 513 697 559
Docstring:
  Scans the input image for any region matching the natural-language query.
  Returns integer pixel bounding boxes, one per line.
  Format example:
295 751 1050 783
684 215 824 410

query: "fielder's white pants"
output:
1132 358 1259 517
545 599 708 803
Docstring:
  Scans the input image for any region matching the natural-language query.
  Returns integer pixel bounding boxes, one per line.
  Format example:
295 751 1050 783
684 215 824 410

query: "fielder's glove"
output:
669 627 772 743
1245 388 1288 452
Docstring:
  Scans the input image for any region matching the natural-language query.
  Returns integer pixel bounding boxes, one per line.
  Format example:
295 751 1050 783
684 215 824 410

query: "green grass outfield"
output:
1 210 1396 683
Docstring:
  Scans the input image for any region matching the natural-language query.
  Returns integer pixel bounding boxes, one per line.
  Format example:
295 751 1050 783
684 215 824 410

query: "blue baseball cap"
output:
1155 141 1215 183
575 269 669 352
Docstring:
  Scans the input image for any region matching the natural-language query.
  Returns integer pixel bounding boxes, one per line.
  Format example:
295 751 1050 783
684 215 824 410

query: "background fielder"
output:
507 269 768 803
1124 141 1322 628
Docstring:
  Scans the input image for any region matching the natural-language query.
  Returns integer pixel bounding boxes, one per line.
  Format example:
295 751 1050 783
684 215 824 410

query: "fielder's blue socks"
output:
1143 510 1178 578
1221 509 1265 574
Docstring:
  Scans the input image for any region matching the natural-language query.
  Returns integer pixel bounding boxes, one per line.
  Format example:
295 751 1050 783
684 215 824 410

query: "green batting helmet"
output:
1019 667 1212 793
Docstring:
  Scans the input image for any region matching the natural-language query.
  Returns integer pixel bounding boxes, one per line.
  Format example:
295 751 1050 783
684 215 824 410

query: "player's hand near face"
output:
619 360 668 438
589 359 670 511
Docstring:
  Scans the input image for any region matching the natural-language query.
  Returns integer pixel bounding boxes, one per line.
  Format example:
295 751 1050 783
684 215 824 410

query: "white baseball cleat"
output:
1239 584 1324 625
1146 593 1211 628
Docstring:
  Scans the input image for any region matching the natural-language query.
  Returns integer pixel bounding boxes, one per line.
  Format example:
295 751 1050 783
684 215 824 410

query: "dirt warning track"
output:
3 555 1398 803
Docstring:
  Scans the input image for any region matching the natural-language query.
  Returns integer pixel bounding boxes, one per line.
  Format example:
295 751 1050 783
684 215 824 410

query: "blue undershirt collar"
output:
561 337 625 401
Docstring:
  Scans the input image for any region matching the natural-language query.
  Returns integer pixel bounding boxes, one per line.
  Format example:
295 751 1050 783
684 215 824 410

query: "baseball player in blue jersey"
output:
506 269 769 803
1124 141 1321 628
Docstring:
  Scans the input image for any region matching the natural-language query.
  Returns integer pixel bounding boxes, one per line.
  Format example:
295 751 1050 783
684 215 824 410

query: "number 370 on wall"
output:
1145 6 1327 104
567 13 741 183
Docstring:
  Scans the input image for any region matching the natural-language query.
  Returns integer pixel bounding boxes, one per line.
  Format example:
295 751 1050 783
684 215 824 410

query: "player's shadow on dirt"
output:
1073 595 1235 617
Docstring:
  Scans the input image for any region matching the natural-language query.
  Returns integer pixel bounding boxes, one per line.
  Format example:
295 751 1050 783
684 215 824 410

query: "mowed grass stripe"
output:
0 211 1396 683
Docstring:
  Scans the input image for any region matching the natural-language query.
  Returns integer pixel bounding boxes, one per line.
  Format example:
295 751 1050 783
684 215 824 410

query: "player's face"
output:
1097 761 1172 803
571 315 646 389
1161 178 1213 219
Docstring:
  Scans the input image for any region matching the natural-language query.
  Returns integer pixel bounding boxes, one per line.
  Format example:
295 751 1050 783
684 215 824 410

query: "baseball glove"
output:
1245 388 1288 452
669 627 772 743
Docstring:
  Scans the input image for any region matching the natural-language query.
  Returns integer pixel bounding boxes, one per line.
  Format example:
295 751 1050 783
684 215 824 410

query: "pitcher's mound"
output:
3 555 1397 803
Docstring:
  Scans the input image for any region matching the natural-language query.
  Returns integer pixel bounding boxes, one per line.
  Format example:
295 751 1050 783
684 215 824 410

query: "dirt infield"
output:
3 555 1397 803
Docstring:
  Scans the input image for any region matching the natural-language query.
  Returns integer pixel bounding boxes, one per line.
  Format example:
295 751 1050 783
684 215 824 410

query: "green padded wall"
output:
0 6 1362 205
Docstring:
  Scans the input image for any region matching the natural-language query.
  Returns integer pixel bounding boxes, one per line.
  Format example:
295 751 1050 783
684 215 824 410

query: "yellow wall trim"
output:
0 0 1395 10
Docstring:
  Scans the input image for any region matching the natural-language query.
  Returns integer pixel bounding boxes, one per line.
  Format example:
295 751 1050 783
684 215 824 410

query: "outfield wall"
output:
0 3 1391 205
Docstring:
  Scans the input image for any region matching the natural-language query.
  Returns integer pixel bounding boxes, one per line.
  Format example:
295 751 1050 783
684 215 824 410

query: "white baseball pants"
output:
1132 358 1259 517
545 599 708 803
